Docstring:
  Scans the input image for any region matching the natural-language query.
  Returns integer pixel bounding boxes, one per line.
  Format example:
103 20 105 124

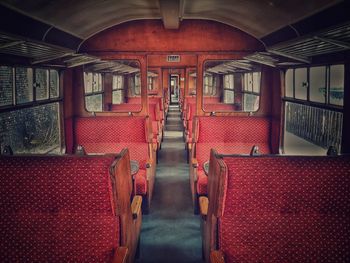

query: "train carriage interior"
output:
0 0 349 262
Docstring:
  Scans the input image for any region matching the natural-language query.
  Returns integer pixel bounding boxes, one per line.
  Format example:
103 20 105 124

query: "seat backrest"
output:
217 155 350 262
75 116 147 144
148 102 160 122
0 155 123 262
110 103 141 112
195 116 271 144
195 142 271 167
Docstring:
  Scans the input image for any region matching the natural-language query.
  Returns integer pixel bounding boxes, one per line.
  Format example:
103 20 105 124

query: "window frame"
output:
83 72 104 112
0 64 62 112
283 64 344 111
0 64 63 154
112 74 124 104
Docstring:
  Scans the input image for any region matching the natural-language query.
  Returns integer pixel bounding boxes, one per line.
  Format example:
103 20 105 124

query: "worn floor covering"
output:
136 105 203 263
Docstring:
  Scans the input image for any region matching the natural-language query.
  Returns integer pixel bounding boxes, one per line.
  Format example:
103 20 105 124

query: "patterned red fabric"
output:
75 116 147 143
79 142 149 168
197 116 271 143
0 156 119 262
203 97 220 104
126 97 141 104
134 169 147 195
218 156 350 262
110 103 141 112
204 104 237 112
74 115 150 201
196 142 271 167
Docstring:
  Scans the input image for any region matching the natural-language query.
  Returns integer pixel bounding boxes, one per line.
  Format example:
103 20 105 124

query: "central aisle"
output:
136 105 203 263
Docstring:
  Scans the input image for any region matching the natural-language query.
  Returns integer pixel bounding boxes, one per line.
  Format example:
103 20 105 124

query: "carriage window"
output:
84 60 141 112
0 66 13 107
134 74 141 95
84 72 103 112
0 65 62 154
147 71 159 95
329 64 344 106
35 69 49 100
112 75 124 104
283 64 344 154
203 60 261 112
15 67 33 104
310 66 326 103
295 68 307 100
285 69 293 97
243 72 260 112
0 103 62 154
285 64 344 106
204 74 216 96
49 70 60 99
223 74 234 103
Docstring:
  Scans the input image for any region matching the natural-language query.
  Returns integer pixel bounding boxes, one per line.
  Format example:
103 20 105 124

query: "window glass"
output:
35 69 49 101
310 66 326 103
203 60 261 112
329 65 344 106
244 73 253 92
244 93 259 112
112 90 123 104
224 90 234 104
148 77 153 90
285 69 293 97
0 66 13 106
252 72 261 93
223 74 234 103
15 67 33 104
134 74 141 95
50 70 59 98
284 101 342 155
92 73 102 92
0 102 61 154
85 94 103 112
84 72 93 93
294 68 307 100
224 74 234 90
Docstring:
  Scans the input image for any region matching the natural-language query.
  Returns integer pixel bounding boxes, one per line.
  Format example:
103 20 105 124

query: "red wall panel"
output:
81 19 263 53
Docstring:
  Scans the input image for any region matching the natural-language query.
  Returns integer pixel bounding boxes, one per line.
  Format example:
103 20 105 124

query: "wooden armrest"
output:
199 196 208 220
192 158 198 168
112 247 128 263
210 250 225 263
131 195 142 219
188 143 192 151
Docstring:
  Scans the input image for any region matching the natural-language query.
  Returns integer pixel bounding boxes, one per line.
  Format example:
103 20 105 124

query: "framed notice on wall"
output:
167 55 180 62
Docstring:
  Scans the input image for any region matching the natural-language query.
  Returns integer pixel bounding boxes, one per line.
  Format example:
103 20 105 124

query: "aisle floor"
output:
136 105 203 263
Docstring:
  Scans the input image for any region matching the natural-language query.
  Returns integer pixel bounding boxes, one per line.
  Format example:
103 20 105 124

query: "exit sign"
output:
167 55 180 62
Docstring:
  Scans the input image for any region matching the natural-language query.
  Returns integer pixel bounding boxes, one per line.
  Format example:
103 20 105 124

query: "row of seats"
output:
0 149 142 263
189 115 272 212
200 150 350 262
108 95 167 161
74 116 155 213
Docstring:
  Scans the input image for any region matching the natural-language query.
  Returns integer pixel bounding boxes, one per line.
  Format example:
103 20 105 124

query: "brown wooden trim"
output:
112 247 128 263
210 250 225 263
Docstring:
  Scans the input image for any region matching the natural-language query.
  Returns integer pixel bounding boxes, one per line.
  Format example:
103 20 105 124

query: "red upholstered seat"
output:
204 154 350 263
191 116 272 199
74 116 155 212
196 116 271 143
110 103 141 112
0 156 119 262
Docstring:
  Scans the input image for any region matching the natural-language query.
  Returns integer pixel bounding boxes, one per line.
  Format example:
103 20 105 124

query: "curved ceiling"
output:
0 0 342 40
